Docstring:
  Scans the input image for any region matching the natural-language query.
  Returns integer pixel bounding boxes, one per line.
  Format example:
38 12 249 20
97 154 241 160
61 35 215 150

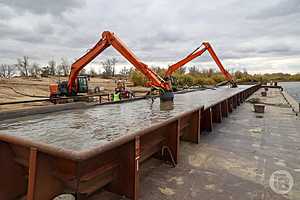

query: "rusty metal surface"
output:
91 87 300 200
0 85 259 199
0 85 254 160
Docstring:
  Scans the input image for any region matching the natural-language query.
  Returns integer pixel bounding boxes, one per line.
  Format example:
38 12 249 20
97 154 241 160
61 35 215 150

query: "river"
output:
279 82 300 102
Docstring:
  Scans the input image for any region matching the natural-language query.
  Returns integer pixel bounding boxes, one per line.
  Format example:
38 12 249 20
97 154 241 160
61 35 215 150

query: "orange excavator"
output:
50 31 174 101
164 42 237 89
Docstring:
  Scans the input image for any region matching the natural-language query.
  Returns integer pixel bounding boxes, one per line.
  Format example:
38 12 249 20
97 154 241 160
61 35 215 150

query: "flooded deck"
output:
0 85 252 152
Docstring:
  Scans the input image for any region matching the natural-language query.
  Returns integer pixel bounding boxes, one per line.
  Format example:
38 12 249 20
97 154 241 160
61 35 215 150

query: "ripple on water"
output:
0 86 251 151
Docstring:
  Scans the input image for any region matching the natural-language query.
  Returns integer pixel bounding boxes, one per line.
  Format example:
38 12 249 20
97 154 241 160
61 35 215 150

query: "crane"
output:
164 42 237 88
49 31 174 101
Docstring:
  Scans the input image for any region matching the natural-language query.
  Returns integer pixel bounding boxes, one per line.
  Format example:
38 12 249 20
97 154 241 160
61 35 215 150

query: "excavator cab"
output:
77 76 88 93
50 76 89 99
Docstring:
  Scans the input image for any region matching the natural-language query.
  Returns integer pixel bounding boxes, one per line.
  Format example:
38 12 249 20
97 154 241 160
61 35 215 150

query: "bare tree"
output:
17 56 30 77
120 66 130 76
101 58 117 77
111 58 117 77
177 66 186 74
188 65 200 75
0 64 16 78
89 68 98 77
48 59 56 76
58 58 70 76
30 63 41 77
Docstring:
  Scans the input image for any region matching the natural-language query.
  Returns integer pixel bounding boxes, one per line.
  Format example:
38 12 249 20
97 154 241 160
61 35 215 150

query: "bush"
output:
174 74 194 87
193 77 216 86
211 74 225 83
130 70 147 86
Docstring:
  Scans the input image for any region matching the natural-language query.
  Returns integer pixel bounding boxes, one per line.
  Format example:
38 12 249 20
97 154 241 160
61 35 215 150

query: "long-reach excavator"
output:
164 42 237 89
49 31 174 101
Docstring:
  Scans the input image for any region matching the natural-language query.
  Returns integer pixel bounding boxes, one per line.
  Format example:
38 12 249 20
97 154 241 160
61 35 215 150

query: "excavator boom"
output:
165 42 237 87
68 31 171 94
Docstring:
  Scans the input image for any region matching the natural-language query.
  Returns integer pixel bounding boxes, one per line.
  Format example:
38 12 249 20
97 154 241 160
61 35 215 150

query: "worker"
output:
116 80 126 92
112 88 121 102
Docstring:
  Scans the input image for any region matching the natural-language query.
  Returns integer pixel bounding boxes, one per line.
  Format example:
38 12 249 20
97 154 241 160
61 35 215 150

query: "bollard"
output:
254 104 265 113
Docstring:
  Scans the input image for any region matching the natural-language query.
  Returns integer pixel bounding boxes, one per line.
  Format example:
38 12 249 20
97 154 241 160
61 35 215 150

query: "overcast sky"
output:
0 0 299 74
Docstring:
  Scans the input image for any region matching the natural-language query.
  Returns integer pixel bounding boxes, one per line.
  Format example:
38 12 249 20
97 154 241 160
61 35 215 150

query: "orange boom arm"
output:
165 42 236 87
68 31 171 93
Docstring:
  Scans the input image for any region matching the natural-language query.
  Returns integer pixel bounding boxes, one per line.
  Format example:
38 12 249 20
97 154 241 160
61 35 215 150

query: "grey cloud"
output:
0 5 16 19
0 0 300 73
249 0 300 19
0 0 83 15
0 21 45 43
36 23 54 35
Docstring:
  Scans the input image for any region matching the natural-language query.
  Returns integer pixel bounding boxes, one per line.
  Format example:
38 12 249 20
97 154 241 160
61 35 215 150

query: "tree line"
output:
0 56 71 78
0 57 125 79
1 56 299 87
129 66 300 87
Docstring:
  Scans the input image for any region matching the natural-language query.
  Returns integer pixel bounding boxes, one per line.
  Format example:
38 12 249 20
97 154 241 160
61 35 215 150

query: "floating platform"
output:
0 85 260 200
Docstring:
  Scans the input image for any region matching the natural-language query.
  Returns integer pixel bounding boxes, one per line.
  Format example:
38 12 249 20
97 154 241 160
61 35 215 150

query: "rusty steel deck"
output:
0 85 260 200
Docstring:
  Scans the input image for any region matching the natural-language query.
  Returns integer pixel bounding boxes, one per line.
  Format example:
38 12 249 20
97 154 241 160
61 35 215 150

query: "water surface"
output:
0 85 251 151
279 82 300 102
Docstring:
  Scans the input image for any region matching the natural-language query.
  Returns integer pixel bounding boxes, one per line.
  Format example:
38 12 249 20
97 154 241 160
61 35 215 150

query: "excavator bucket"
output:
160 91 174 101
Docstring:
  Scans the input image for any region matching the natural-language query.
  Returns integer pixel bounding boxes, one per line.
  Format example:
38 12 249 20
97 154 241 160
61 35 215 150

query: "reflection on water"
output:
0 86 252 151
160 100 174 111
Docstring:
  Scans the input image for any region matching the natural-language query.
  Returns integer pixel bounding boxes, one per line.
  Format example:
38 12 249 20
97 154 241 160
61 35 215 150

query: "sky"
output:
0 0 299 74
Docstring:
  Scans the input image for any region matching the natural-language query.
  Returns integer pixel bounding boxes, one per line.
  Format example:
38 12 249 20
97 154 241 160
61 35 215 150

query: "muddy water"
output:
0 85 252 151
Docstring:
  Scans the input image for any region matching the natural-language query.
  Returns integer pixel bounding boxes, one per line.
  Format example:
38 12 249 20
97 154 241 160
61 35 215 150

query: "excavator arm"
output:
68 31 171 94
165 42 237 87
